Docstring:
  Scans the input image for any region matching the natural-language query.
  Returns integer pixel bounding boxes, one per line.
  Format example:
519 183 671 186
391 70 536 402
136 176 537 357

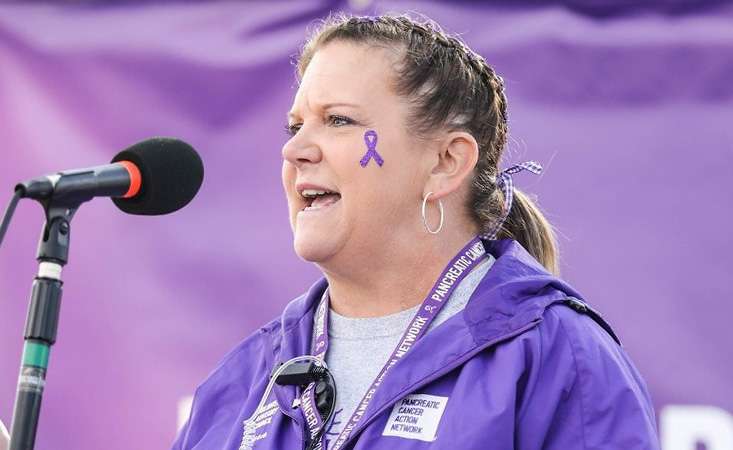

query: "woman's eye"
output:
328 115 353 127
285 123 301 137
285 115 353 136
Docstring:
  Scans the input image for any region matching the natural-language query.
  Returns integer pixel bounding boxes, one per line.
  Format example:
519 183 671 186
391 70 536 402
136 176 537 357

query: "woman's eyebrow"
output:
287 102 361 121
321 102 360 110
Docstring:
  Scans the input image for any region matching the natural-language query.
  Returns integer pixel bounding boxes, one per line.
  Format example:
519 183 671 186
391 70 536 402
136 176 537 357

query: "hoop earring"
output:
421 192 444 234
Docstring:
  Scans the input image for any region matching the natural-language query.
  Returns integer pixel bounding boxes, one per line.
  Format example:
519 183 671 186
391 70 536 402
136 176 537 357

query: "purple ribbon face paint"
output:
359 130 384 167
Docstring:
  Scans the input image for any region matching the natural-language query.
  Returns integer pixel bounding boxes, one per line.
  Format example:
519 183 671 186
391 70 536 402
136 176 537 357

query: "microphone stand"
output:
9 193 84 450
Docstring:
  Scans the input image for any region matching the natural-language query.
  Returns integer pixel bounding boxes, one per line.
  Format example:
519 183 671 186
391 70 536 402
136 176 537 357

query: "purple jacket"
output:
173 239 660 449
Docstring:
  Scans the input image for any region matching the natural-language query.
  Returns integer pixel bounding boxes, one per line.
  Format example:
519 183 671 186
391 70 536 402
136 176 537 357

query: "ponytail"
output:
497 188 559 275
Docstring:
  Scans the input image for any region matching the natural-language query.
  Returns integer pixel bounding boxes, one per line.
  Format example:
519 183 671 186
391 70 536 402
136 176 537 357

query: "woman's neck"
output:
319 228 478 318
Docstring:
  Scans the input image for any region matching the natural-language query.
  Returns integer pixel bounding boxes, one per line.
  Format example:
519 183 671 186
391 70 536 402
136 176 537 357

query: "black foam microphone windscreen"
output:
111 137 203 215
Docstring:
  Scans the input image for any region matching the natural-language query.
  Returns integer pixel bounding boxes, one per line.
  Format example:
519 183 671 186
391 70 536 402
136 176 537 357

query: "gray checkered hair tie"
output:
481 161 543 240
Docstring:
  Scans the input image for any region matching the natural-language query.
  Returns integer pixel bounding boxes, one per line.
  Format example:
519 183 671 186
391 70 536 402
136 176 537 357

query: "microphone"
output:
15 137 204 215
4 138 203 450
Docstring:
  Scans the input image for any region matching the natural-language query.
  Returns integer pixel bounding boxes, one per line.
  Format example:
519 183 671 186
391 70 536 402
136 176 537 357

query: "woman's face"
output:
282 41 432 266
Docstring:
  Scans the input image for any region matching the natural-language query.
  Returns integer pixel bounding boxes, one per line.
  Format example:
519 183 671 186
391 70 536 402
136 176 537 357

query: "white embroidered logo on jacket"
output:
240 400 279 450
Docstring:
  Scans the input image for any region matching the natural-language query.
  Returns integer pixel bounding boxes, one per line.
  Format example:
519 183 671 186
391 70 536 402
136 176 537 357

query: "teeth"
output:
301 188 339 198
302 189 327 197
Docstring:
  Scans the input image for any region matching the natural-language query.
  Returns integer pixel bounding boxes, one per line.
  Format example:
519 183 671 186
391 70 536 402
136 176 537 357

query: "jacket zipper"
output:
337 320 542 449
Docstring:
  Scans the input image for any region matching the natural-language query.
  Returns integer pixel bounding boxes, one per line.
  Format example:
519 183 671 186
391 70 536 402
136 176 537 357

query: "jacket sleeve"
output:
515 304 660 450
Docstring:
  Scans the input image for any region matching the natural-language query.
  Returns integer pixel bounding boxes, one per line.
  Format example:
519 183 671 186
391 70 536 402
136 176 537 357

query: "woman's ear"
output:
425 131 479 199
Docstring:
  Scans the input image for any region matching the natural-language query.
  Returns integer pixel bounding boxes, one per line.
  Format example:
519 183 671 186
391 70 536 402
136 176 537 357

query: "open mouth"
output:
300 189 341 212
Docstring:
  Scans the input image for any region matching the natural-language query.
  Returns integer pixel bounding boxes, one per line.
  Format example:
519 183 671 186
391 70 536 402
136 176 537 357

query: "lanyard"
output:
301 237 488 450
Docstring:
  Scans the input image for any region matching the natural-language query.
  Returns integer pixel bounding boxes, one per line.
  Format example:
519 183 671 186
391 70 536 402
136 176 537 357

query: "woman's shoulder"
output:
540 298 622 353
480 294 630 383
526 298 642 388
513 299 659 447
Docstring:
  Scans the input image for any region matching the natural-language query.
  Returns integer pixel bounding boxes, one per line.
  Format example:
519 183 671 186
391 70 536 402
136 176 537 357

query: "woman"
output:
173 14 659 450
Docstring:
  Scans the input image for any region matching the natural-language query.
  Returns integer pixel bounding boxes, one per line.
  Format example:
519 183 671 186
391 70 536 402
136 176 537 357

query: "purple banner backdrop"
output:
0 1 731 449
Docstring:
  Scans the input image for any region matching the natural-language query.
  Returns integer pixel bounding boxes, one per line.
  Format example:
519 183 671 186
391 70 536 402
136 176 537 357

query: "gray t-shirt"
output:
316 255 494 442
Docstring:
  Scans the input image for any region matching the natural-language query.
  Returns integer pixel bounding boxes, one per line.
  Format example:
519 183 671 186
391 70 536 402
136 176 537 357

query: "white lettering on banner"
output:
661 405 733 450
382 394 449 442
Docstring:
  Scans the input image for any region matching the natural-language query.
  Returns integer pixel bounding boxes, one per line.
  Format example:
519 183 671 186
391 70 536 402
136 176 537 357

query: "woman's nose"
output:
282 131 322 167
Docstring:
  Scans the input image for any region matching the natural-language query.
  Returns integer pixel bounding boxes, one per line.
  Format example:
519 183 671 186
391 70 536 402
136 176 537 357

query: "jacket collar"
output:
464 239 584 343
267 239 586 438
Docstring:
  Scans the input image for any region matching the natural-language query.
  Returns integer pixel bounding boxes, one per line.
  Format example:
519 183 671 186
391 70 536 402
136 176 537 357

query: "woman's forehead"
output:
290 42 400 116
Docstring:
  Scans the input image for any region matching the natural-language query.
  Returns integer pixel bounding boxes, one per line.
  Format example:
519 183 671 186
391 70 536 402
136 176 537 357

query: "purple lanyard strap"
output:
481 161 543 240
302 237 488 450
299 298 330 450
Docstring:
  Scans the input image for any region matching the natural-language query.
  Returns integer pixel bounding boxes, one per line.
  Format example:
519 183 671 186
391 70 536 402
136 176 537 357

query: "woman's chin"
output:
293 232 340 263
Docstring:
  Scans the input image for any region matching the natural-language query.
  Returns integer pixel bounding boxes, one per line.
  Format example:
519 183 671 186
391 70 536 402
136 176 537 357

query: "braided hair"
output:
296 13 559 274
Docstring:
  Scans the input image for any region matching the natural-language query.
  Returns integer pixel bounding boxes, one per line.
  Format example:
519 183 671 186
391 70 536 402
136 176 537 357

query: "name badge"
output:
382 394 449 442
